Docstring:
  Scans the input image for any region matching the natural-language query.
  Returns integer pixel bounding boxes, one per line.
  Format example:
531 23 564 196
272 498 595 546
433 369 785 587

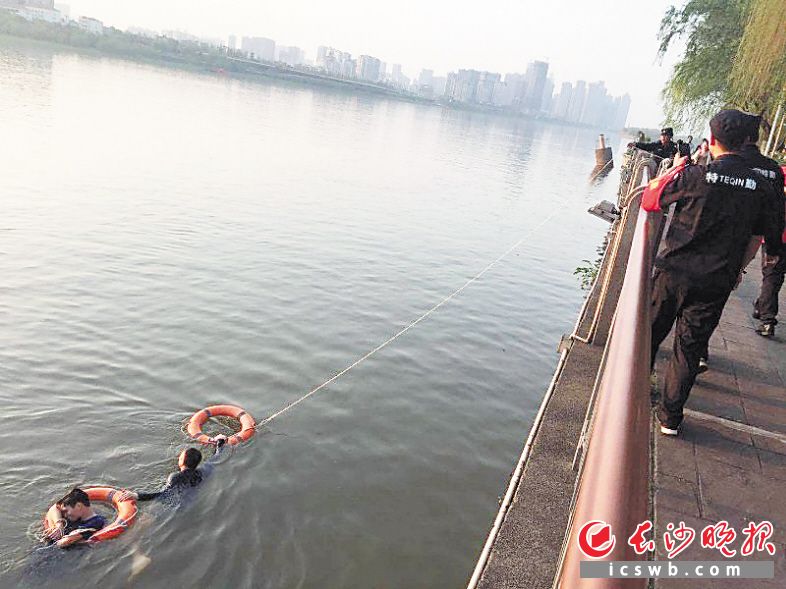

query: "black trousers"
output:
650 271 732 428
754 252 786 325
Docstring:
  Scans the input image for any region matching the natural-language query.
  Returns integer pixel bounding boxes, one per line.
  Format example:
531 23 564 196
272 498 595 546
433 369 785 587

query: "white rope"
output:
256 207 563 429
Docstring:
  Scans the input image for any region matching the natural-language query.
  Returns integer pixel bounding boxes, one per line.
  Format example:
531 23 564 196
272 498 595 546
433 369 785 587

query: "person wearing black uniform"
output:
631 127 678 160
118 435 228 503
645 109 783 435
741 115 786 337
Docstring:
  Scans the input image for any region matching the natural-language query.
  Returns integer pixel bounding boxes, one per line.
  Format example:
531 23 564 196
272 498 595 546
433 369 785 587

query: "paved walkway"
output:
654 256 786 587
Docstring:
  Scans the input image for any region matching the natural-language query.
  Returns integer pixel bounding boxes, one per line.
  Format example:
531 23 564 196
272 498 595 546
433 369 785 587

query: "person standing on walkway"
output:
740 115 786 337
644 109 783 436
630 127 678 160
692 138 711 166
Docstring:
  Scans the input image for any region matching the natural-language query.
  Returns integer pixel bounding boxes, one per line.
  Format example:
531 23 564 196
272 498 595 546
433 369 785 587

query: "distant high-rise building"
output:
476 71 501 104
24 0 54 7
341 57 355 78
552 82 573 120
540 77 555 114
445 72 458 99
391 63 404 86
418 69 434 88
164 29 200 42
613 93 632 129
277 46 304 66
415 69 435 96
522 61 549 112
432 76 447 97
448 69 481 103
78 15 103 34
492 81 516 107
315 46 361 77
567 80 586 123
581 81 607 126
128 26 157 38
241 37 275 61
316 46 329 66
503 73 527 108
13 0 66 23
356 55 382 82
227 35 236 50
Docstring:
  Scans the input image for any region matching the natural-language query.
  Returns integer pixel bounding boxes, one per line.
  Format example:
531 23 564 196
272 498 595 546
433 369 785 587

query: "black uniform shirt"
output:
634 139 678 160
136 443 224 502
740 144 785 250
655 154 782 287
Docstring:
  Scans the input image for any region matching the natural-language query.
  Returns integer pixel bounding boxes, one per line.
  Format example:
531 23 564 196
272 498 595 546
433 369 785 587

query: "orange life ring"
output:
43 486 137 544
187 404 256 446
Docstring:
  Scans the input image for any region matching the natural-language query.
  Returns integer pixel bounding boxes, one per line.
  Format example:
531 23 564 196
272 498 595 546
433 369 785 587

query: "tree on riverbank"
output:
657 0 748 128
728 0 786 124
658 0 786 132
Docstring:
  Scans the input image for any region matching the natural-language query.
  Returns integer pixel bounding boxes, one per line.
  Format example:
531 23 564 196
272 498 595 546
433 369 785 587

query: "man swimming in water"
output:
44 488 107 548
118 434 228 502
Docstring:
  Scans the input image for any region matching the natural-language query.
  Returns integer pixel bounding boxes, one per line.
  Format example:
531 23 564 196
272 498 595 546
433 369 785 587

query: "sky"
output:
61 0 682 127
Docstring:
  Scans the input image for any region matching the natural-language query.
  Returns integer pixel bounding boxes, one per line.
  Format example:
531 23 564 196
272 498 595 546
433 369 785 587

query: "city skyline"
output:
53 0 680 128
3 1 632 129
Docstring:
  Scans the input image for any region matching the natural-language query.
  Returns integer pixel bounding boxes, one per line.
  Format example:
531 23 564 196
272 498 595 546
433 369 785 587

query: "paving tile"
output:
751 433 786 457
741 398 786 436
684 423 758 473
733 358 783 388
697 460 786 544
655 430 697 484
688 386 746 424
757 447 786 482
654 473 701 519
738 381 786 403
720 335 760 351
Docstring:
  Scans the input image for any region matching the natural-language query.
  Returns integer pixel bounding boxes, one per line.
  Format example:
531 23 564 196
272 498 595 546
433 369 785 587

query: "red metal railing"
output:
556 161 662 588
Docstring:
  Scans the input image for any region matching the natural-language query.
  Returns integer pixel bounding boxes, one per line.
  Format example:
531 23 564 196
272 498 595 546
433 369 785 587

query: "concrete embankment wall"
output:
473 173 644 588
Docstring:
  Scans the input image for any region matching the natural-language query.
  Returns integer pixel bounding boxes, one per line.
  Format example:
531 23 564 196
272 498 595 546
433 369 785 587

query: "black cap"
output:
709 109 750 148
741 111 762 141
660 127 674 137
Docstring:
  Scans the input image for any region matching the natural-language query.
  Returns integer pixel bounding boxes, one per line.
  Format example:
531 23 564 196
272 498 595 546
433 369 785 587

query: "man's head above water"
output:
178 447 203 471
58 488 92 522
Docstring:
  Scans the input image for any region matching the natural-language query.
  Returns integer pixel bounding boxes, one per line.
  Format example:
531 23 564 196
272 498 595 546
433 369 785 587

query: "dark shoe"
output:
697 358 708 374
753 309 761 320
756 323 775 337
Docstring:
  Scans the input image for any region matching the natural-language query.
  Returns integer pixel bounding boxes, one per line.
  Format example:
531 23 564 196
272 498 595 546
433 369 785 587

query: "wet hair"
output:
183 448 202 469
60 487 90 508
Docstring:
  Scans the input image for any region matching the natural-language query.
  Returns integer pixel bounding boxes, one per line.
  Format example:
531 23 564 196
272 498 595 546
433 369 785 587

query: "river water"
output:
0 39 618 589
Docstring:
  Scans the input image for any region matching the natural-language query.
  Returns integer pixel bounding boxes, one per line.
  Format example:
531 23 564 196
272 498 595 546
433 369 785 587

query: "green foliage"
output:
657 0 750 130
729 0 786 121
574 242 607 291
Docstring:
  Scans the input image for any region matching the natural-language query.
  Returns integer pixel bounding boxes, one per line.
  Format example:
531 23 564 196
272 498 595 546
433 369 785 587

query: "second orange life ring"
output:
187 404 256 446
